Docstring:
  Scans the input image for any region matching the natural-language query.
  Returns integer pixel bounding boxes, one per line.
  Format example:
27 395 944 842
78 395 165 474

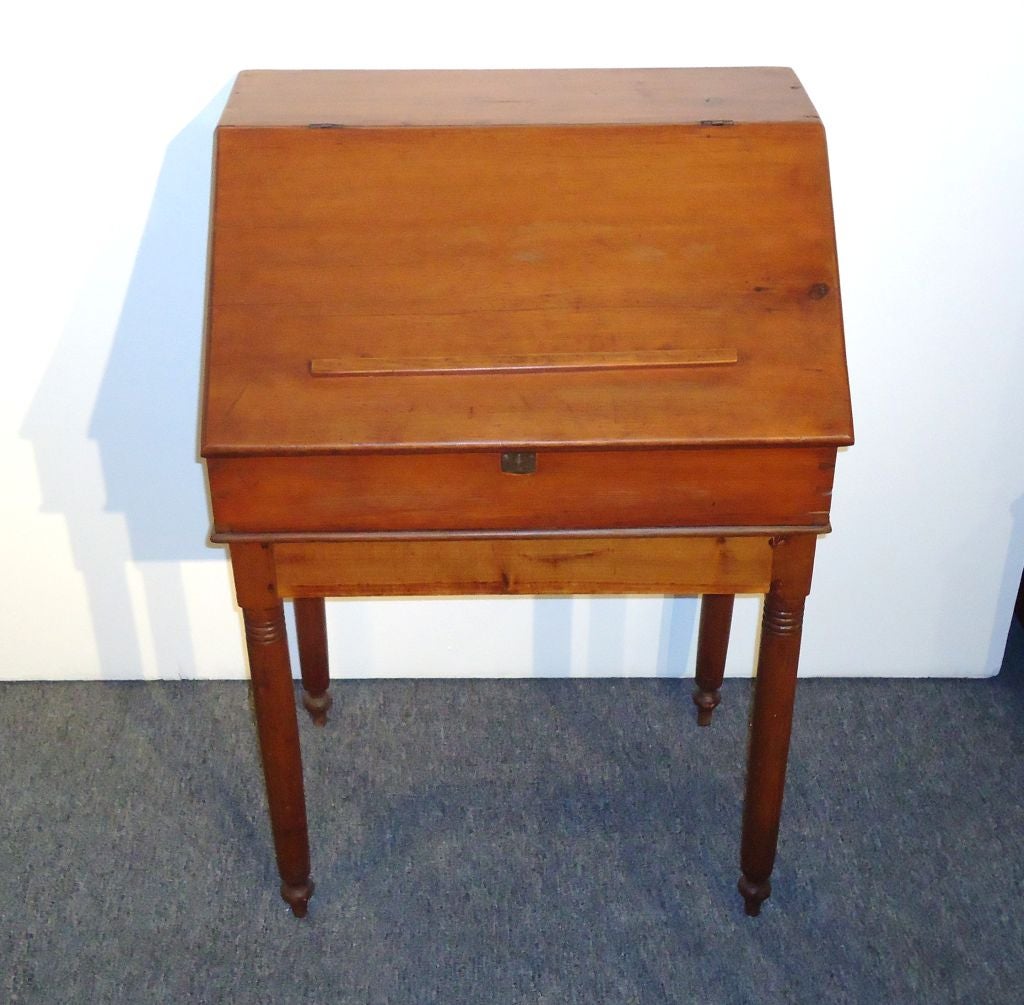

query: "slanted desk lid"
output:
202 68 852 455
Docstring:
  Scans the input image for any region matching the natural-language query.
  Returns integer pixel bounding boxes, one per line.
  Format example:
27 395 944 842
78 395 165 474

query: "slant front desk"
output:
200 68 853 918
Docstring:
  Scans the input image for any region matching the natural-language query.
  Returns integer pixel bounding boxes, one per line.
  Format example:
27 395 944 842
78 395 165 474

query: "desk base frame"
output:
228 530 817 919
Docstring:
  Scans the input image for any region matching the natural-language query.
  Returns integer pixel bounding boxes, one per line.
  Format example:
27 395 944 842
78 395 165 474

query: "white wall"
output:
3 3 1022 680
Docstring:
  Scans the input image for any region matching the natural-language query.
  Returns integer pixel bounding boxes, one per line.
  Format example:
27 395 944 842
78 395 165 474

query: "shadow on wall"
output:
988 493 1024 674
20 78 700 680
21 85 232 678
532 597 697 677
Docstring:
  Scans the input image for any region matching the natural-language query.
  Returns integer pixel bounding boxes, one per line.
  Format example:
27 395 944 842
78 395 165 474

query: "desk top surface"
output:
220 67 819 129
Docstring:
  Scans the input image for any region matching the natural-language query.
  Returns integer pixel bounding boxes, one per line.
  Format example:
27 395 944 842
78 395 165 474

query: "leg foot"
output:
295 597 332 726
281 879 316 918
738 874 771 917
693 594 734 726
692 685 720 726
301 689 333 727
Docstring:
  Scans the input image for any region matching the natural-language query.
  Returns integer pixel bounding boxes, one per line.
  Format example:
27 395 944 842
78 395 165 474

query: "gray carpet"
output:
3 628 1023 1004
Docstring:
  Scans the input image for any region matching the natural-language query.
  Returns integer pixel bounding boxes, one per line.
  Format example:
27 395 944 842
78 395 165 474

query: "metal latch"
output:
501 451 537 475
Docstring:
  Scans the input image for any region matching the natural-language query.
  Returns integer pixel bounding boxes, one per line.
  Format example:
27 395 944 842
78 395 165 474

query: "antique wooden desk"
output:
200 68 852 918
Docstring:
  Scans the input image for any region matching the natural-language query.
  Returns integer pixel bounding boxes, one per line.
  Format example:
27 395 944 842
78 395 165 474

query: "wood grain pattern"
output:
273 535 774 598
202 88 852 455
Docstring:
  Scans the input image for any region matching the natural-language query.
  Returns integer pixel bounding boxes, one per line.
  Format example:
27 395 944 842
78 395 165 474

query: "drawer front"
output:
205 448 831 536
206 446 835 536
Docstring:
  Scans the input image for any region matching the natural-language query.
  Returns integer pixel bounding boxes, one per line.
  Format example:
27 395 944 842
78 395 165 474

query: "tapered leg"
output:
739 535 816 917
244 605 315 916
294 597 332 726
230 543 314 918
693 594 735 725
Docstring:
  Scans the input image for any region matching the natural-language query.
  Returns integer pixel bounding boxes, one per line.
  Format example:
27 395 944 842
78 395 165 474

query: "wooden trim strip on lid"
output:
309 347 738 378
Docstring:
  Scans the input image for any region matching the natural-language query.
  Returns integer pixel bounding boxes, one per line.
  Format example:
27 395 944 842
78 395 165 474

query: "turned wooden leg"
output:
739 535 816 917
243 604 315 917
294 597 332 726
693 594 734 725
231 543 314 918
